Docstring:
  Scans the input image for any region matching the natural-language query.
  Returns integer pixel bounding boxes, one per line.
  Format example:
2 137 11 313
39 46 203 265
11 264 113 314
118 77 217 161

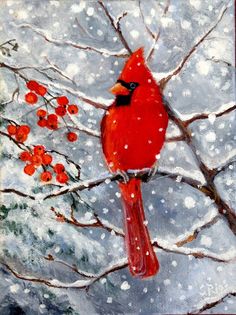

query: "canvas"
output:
0 0 235 314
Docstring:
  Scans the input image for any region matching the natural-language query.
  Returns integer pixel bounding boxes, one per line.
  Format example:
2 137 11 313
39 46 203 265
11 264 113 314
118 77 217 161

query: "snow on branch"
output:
162 95 236 234
183 102 236 126
159 5 229 90
0 61 108 111
49 202 235 264
0 258 128 289
98 0 132 55
12 22 129 58
192 291 236 314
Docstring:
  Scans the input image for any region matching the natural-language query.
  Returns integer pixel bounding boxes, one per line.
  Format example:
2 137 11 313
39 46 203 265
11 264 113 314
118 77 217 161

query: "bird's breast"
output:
101 101 168 172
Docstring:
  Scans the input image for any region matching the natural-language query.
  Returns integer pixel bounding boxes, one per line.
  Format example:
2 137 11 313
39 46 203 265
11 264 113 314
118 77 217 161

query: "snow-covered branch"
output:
0 258 128 289
183 102 236 126
159 5 229 90
12 22 129 58
50 203 235 264
98 0 132 55
192 292 236 314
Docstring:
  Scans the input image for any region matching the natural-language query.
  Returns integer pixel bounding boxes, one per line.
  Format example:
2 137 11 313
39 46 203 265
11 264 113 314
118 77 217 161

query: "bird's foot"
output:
143 164 158 183
117 170 129 184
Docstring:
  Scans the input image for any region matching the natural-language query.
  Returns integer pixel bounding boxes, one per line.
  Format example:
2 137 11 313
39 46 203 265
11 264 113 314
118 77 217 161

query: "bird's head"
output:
109 47 154 98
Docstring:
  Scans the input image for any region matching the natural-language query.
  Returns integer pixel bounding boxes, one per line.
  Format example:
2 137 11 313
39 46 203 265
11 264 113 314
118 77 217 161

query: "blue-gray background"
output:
0 0 235 314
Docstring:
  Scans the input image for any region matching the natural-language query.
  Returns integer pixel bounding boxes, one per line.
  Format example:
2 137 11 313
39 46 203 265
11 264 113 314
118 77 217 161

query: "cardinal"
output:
101 47 168 278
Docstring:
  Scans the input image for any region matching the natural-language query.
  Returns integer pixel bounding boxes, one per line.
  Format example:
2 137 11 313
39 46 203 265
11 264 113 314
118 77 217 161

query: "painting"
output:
0 1 235 314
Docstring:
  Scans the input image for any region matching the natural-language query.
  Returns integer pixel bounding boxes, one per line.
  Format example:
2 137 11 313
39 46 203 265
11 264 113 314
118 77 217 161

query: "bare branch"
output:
0 258 128 289
44 254 96 278
183 102 236 126
0 130 30 151
41 169 202 200
138 0 160 62
163 98 236 234
163 0 171 15
50 202 235 264
165 135 185 142
159 5 229 90
191 292 236 314
175 215 220 247
0 188 35 200
98 0 132 55
50 206 124 237
12 22 129 58
138 1 156 40
146 31 161 62
207 57 234 68
48 149 81 177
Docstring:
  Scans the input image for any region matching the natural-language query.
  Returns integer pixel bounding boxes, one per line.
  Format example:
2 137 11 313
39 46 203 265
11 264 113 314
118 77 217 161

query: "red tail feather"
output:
119 178 159 278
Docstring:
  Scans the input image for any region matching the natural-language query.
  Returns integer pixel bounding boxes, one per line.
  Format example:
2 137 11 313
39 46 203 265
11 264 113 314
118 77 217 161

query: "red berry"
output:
42 154 53 165
55 106 67 117
47 114 58 121
46 120 58 130
40 171 52 182
31 154 43 167
57 96 69 106
68 105 78 114
20 151 31 162
18 125 30 135
25 92 38 105
33 145 45 156
24 164 35 176
53 163 65 174
37 119 47 128
67 132 77 142
15 131 28 143
36 85 47 96
56 172 69 184
46 114 58 129
26 80 39 91
36 109 47 117
7 125 17 135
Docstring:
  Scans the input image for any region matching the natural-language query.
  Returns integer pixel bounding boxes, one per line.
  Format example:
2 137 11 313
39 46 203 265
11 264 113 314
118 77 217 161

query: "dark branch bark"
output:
159 6 229 90
98 0 132 55
191 292 236 314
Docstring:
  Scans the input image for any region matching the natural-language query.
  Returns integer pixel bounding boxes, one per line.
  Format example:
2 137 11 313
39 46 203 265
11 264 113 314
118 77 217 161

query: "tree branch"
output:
12 22 129 58
159 5 229 90
191 292 236 314
98 0 132 55
0 258 128 289
183 102 236 126
163 98 236 234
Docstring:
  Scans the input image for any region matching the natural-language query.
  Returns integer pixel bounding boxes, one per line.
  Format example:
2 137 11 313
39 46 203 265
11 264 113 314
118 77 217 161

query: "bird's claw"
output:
144 164 158 182
117 170 129 184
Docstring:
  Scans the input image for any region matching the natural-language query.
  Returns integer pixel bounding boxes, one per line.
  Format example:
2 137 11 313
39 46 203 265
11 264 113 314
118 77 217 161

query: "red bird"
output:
101 48 168 278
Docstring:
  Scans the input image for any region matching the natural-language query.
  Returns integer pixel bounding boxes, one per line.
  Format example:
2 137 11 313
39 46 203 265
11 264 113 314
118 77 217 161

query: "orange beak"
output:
109 82 129 96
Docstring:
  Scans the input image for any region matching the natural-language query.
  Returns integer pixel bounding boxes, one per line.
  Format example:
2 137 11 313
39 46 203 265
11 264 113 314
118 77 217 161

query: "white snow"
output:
130 30 139 39
10 284 20 293
208 113 216 124
184 196 196 209
200 235 213 247
205 131 216 142
120 281 130 291
87 7 94 16
196 60 211 76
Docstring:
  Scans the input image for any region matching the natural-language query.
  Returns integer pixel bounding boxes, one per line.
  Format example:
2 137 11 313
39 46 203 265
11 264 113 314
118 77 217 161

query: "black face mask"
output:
115 80 139 107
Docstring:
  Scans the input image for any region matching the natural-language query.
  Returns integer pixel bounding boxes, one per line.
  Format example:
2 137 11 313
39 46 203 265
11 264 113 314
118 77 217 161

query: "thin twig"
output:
159 5 229 90
98 0 132 55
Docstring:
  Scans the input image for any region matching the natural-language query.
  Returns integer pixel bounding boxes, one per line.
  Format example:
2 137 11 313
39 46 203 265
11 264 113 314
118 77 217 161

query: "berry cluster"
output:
7 124 30 143
25 81 78 142
20 145 69 184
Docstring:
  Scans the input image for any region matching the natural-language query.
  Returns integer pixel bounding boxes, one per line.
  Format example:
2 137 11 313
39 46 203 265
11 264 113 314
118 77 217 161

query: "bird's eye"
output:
129 82 137 90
